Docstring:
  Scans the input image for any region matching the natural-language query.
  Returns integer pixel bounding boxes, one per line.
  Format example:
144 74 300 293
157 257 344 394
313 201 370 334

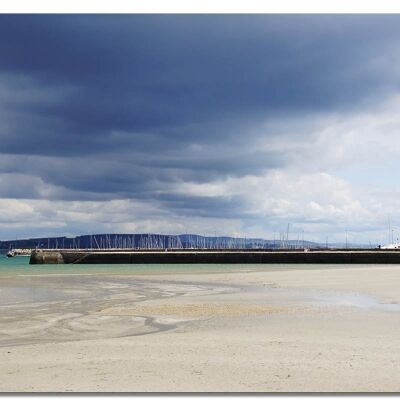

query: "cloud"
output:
1 15 400 241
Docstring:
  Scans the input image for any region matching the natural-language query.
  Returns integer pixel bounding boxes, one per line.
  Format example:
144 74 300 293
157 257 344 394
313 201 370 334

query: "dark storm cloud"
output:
1 14 400 213
158 193 247 219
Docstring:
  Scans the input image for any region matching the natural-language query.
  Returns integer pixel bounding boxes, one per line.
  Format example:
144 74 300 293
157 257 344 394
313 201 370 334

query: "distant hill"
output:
0 233 320 250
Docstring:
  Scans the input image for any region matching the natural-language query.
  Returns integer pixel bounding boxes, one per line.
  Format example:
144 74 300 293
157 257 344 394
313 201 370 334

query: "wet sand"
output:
1 265 400 392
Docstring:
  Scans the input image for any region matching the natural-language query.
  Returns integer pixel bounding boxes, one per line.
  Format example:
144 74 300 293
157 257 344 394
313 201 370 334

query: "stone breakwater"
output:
30 248 400 264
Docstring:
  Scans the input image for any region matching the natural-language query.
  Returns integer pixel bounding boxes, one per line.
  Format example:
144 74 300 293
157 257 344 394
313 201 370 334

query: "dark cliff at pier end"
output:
30 248 400 265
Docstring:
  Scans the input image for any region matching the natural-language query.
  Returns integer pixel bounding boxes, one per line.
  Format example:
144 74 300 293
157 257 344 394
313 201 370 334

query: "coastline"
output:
1 263 400 391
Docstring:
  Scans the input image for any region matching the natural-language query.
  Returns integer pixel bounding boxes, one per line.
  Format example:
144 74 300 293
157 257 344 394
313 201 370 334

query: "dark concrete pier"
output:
30 248 400 264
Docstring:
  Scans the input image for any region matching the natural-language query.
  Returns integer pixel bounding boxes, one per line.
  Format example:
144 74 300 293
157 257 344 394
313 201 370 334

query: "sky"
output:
1 14 400 244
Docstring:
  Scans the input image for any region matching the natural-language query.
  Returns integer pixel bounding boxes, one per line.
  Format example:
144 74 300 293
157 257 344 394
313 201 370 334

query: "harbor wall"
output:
30 249 400 264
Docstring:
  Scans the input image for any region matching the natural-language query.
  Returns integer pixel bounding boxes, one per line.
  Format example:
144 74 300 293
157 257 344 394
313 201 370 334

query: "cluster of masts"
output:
383 218 400 249
88 234 186 249
51 235 262 250
33 234 309 250
6 222 400 252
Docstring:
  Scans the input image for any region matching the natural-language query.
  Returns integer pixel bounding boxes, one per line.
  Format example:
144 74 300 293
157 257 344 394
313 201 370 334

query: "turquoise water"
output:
0 254 277 276
0 254 394 277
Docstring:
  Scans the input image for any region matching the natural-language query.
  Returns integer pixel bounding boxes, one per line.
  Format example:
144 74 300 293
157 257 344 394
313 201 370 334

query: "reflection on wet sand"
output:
2 266 400 391
0 275 235 347
2 272 399 348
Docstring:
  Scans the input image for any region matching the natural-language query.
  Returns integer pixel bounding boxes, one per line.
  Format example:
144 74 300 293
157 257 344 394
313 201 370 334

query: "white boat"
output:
6 248 32 257
381 243 400 249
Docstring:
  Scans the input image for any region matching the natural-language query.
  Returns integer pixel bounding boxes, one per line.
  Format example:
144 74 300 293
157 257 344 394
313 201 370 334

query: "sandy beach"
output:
1 264 400 392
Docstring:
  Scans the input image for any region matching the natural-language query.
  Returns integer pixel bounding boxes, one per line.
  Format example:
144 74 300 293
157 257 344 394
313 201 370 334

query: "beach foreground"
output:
1 264 400 392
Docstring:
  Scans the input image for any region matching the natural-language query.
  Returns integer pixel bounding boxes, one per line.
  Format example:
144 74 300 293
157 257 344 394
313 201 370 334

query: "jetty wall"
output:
30 249 400 264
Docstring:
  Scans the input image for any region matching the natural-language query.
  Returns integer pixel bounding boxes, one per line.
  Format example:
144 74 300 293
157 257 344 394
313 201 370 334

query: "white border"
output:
1 0 400 13
0 396 393 399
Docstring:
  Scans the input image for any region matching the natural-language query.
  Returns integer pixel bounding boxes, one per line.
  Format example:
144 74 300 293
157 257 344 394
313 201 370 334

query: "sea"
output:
0 251 384 277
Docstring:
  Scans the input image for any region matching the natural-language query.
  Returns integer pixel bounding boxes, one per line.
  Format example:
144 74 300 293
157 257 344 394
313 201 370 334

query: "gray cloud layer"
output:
1 15 400 241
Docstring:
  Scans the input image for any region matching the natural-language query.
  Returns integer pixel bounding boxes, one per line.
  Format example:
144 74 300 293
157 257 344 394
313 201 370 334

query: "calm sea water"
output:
0 253 390 277
0 254 285 276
